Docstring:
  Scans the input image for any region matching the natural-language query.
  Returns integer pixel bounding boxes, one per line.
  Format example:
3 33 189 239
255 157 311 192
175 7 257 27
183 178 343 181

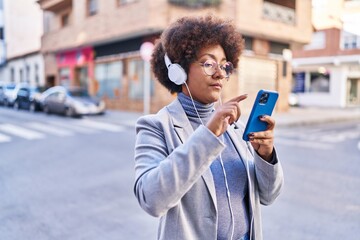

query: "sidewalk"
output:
273 106 360 127
107 106 360 128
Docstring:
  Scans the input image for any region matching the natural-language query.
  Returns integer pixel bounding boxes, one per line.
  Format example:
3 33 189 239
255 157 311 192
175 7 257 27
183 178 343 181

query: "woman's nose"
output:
212 65 226 79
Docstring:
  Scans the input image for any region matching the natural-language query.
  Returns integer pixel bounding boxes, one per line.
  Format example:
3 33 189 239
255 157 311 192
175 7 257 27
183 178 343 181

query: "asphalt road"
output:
0 107 359 239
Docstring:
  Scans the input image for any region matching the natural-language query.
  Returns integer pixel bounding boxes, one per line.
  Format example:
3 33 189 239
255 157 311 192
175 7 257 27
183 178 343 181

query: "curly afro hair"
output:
151 15 244 93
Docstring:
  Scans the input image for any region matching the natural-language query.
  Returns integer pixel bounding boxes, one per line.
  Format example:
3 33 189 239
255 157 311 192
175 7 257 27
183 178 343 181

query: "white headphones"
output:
164 53 187 85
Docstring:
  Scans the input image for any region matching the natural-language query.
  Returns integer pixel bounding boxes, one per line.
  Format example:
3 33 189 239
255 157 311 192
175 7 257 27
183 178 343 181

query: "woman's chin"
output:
206 94 221 104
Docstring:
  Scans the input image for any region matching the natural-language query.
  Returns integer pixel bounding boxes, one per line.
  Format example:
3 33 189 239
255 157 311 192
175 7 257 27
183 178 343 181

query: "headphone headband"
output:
164 53 172 67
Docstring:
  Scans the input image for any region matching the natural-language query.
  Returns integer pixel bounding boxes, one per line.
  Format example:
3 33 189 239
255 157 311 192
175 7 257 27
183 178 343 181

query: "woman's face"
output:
182 44 229 104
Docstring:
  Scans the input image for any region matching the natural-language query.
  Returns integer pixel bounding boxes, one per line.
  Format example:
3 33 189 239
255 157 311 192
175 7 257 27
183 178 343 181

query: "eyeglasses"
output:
199 60 234 78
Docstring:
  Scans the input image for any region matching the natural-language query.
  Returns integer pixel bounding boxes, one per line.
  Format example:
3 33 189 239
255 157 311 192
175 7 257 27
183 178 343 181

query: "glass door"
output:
347 78 360 106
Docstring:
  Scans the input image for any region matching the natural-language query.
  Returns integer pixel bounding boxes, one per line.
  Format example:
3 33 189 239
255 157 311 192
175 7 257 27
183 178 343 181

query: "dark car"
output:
13 86 42 111
40 86 106 117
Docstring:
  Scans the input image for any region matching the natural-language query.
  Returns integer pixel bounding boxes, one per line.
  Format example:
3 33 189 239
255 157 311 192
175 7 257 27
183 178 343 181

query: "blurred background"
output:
0 0 359 239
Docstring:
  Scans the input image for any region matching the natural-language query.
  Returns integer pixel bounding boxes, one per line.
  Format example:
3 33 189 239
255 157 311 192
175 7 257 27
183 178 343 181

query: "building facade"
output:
38 0 312 113
0 0 45 87
292 0 360 107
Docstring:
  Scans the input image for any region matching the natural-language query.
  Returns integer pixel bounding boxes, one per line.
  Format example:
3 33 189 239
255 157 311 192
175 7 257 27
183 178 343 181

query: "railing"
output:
168 0 221 8
263 1 296 25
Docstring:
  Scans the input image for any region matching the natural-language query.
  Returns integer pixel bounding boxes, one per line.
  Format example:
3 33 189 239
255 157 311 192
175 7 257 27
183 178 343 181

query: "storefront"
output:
56 47 94 91
92 35 172 112
292 56 360 108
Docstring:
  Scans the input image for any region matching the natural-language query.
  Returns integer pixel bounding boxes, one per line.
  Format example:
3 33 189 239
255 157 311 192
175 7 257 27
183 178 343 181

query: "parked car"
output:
288 93 299 107
0 83 5 104
0 83 17 106
13 86 43 111
40 86 106 117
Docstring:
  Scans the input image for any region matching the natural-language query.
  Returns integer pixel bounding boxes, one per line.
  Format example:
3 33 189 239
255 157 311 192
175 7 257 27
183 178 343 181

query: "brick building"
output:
38 0 312 113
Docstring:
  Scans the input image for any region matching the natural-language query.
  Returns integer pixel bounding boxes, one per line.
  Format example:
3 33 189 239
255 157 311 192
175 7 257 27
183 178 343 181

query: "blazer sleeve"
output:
253 149 284 205
133 115 225 217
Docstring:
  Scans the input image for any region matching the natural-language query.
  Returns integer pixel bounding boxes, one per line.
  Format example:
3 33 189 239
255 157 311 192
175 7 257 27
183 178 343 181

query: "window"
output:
342 31 360 49
26 65 30 83
87 0 98 16
95 61 122 99
10 68 14 82
128 59 154 100
0 27 4 40
292 72 305 93
44 11 54 33
118 0 137 6
303 31 326 50
59 68 71 88
309 71 330 93
19 69 23 82
35 64 39 84
61 13 70 27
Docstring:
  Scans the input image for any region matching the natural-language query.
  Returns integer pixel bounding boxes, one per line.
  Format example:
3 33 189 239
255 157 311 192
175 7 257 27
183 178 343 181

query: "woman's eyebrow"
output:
198 53 226 62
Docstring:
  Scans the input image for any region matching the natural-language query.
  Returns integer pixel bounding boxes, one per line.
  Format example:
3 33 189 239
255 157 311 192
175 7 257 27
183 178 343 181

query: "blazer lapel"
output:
166 99 217 211
227 126 255 203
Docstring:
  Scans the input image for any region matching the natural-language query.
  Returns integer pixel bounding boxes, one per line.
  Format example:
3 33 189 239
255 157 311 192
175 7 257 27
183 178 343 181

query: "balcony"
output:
37 0 72 12
168 0 221 8
263 1 296 25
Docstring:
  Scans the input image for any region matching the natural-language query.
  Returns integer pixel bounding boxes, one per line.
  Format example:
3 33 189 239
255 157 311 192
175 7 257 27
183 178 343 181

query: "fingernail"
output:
248 133 254 137
259 115 266 119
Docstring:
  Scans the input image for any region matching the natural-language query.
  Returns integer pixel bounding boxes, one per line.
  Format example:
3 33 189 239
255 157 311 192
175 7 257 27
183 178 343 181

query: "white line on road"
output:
358 141 360 151
0 124 45 140
317 130 360 143
0 132 11 143
26 122 74 137
275 138 332 150
75 120 125 132
49 121 99 134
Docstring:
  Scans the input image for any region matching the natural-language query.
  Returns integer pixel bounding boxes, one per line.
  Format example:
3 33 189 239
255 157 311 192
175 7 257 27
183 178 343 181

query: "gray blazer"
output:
134 99 284 240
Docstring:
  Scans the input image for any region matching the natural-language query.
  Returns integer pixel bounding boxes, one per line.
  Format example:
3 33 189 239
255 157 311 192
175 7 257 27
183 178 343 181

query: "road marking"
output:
26 122 74 137
317 130 360 143
278 128 360 143
75 120 124 132
0 124 45 140
275 138 332 150
276 128 323 137
49 121 99 134
0 133 11 142
358 141 360 151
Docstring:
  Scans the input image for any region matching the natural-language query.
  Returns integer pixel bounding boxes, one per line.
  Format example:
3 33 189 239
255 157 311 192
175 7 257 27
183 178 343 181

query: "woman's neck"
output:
177 92 214 119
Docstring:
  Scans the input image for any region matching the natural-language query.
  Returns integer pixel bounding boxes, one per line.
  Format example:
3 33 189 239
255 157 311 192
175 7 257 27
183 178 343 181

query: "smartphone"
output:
242 89 279 141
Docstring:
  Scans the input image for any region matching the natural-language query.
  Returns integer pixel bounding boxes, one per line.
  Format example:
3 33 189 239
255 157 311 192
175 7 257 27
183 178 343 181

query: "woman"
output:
134 15 284 240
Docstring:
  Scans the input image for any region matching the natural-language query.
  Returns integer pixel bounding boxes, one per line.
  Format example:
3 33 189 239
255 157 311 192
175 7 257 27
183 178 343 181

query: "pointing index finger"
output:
229 94 248 103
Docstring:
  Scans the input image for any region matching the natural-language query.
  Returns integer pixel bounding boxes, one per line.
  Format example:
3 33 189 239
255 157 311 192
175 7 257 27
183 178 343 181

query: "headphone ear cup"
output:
168 63 187 85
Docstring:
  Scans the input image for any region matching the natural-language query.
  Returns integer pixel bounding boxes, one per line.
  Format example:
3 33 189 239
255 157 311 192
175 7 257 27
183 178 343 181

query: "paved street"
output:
0 107 359 239
0 107 158 240
264 121 360 240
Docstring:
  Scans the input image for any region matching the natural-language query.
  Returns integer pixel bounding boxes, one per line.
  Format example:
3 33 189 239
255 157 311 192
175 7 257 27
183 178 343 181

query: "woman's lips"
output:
210 83 223 89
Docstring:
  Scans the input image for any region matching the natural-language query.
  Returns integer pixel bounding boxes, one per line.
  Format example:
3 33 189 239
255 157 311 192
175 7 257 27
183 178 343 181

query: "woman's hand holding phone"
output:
248 115 275 162
243 89 278 162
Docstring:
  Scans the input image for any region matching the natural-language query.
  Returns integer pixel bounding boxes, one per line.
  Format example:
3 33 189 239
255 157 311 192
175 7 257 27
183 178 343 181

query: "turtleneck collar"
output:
177 92 214 119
